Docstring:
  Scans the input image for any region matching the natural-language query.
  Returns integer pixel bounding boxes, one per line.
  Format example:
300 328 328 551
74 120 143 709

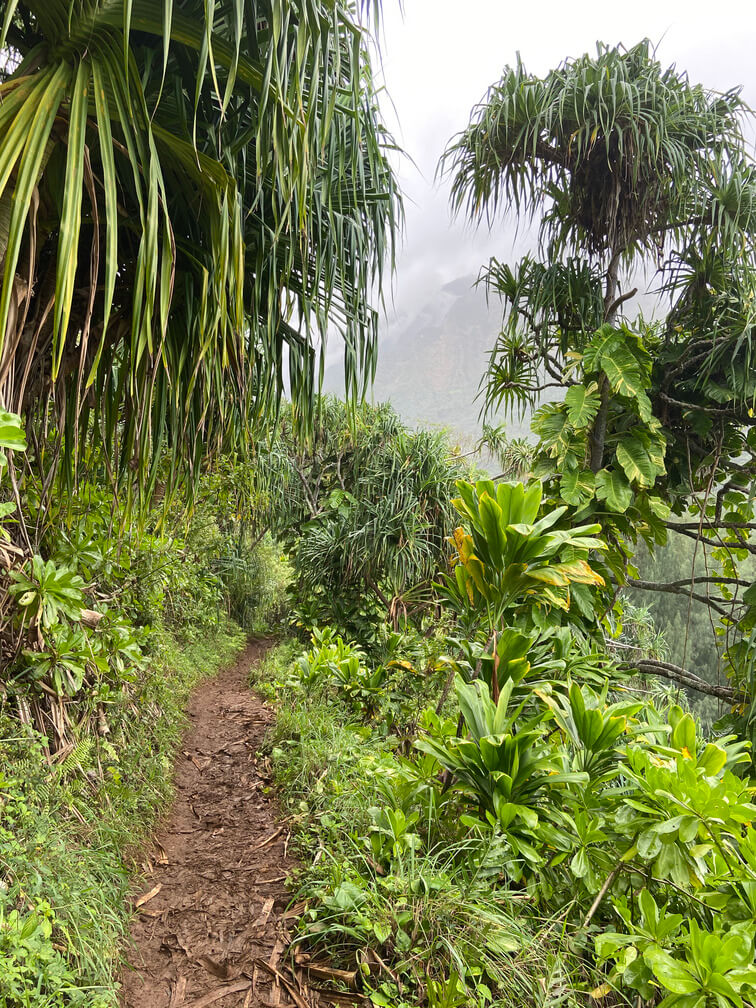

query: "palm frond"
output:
0 0 400 503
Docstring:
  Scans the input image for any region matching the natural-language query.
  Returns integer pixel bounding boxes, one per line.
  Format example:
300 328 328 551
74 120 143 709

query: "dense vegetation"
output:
2 15 756 1008
443 40 756 715
0 413 262 1004
257 397 469 640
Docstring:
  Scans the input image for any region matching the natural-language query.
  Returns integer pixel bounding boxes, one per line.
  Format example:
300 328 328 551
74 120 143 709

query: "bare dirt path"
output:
120 639 302 1008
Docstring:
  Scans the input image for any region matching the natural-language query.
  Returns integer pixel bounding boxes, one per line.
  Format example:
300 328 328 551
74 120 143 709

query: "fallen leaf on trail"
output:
313 990 368 1007
154 841 170 864
301 963 358 988
252 959 308 1008
282 901 307 920
268 938 284 971
183 749 209 772
168 976 187 1008
250 825 284 852
184 981 251 1008
197 955 239 981
252 897 275 929
135 883 162 908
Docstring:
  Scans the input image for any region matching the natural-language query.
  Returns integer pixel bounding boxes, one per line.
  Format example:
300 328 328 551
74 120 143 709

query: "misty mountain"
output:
325 275 532 442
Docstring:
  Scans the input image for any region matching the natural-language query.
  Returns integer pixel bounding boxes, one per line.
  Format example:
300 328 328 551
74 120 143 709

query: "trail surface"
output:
121 639 301 1008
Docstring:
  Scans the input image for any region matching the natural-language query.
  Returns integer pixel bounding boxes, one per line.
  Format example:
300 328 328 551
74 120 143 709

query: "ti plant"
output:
439 478 606 635
417 675 588 876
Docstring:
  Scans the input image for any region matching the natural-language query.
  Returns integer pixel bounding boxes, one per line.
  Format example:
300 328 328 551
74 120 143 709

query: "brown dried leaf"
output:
197 955 239 981
169 976 187 1008
313 990 368 1007
154 841 170 865
283 901 307 921
252 959 309 1008
135 883 162 909
184 981 251 1008
249 826 284 852
252 897 275 929
302 963 357 989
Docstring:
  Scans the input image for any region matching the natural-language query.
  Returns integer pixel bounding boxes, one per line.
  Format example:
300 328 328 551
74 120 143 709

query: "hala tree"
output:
443 41 756 711
256 396 467 639
0 1 398 503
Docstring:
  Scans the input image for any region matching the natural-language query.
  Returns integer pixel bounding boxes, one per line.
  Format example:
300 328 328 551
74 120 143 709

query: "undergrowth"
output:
256 638 591 1008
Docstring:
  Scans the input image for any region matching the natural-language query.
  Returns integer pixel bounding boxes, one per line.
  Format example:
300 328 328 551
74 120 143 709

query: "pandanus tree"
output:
256 397 466 637
0 1 399 502
444 41 756 710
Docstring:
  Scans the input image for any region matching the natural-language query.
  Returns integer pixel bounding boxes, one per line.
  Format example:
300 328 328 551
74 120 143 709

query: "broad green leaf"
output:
564 382 601 427
595 469 634 512
616 436 658 488
478 492 506 568
560 468 595 507
0 411 26 452
643 948 700 995
583 324 619 373
520 480 542 524
601 340 645 398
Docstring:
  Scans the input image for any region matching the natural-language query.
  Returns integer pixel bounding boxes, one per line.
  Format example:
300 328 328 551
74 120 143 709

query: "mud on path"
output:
120 639 304 1008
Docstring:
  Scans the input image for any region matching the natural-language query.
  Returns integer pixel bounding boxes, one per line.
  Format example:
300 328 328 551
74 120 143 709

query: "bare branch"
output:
633 659 743 703
610 643 742 702
623 577 731 619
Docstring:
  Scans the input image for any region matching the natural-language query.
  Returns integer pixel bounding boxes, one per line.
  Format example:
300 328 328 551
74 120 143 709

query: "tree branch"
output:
665 523 756 556
658 392 743 418
630 575 750 589
632 658 743 703
668 520 756 532
623 578 731 619
605 286 638 318
610 643 742 702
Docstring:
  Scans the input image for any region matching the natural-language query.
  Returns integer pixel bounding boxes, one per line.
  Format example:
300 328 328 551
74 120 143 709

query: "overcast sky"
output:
375 0 756 327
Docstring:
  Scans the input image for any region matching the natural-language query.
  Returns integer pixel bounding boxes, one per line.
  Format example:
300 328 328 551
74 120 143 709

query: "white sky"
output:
376 0 756 324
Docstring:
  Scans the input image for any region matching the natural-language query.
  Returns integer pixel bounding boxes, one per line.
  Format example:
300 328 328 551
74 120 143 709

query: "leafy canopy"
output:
0 1 399 499
444 40 756 705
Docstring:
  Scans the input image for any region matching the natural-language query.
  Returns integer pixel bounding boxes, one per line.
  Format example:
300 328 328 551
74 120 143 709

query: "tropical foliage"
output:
0 1 398 499
6 22 756 1008
443 39 756 711
256 396 469 639
263 480 756 1008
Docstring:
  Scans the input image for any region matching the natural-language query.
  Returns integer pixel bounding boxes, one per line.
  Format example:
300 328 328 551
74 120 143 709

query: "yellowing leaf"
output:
589 983 612 1000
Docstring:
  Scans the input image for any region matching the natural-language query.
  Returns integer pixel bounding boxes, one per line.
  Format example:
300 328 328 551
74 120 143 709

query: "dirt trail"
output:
120 639 301 1008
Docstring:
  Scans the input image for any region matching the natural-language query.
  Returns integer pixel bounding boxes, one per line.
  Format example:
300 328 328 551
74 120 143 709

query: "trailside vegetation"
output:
257 397 470 640
0 1 398 501
442 39 756 730
244 40 756 1008
0 406 296 1005
0 3 398 1002
259 476 756 1008
5 25 756 1008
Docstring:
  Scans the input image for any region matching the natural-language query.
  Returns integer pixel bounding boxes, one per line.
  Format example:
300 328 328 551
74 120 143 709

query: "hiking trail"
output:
120 639 306 1008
